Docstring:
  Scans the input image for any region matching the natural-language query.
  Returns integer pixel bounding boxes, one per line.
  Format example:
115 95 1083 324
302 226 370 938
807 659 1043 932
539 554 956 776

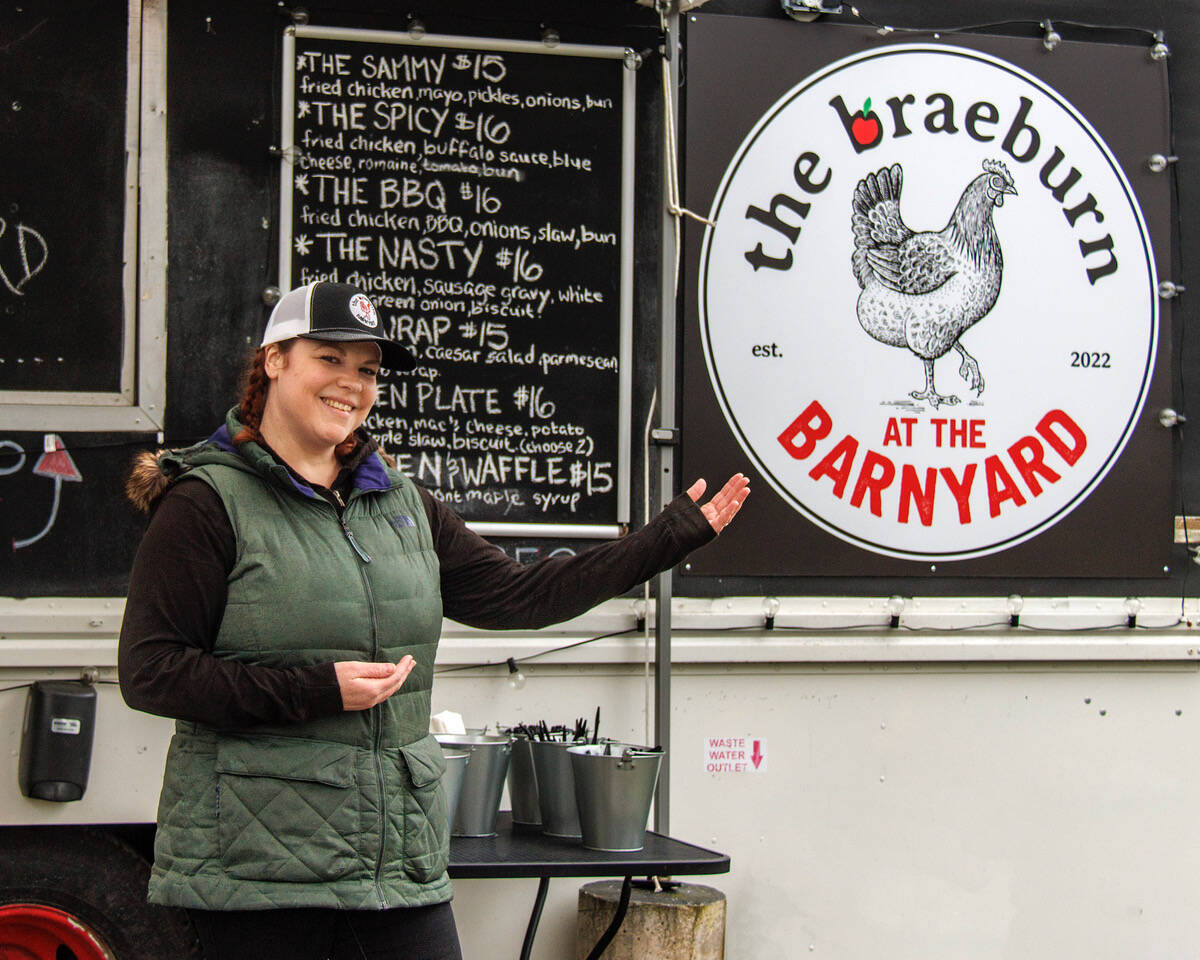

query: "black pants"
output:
188 903 463 960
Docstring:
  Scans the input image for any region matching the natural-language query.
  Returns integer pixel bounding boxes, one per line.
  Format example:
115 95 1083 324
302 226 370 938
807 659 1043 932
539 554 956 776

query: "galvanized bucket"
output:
440 747 470 829
568 743 663 852
504 733 542 827
434 733 511 837
530 739 585 839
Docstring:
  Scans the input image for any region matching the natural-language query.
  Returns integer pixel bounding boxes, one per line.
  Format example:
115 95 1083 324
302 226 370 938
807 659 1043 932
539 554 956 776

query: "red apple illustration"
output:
850 97 882 147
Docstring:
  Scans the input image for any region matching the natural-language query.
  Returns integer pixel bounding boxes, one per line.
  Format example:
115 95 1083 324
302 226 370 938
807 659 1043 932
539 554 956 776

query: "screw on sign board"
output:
681 19 1172 578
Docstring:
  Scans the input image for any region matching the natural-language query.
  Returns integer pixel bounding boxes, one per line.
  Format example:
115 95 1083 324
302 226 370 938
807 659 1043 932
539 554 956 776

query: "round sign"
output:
699 43 1158 560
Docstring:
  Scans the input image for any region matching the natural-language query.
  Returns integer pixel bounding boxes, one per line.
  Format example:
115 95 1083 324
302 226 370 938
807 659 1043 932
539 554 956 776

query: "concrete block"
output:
576 880 726 959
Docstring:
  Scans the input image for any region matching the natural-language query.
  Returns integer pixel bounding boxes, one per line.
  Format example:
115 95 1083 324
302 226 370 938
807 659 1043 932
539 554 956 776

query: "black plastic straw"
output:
592 706 600 744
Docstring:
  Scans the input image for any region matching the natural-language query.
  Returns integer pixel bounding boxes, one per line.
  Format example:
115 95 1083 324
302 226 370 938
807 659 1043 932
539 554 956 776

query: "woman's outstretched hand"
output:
335 656 416 711
687 474 750 534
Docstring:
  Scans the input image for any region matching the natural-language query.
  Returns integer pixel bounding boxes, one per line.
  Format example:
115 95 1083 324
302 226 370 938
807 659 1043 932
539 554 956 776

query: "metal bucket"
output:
568 744 663 852
434 733 511 837
530 739 585 839
440 748 470 829
504 734 541 827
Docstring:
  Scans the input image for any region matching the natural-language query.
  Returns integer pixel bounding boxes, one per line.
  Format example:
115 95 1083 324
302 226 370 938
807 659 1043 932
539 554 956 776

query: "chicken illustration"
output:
851 159 1017 408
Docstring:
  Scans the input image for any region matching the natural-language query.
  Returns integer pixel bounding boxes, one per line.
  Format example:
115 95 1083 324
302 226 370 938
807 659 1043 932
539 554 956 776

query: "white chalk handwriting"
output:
0 216 48 296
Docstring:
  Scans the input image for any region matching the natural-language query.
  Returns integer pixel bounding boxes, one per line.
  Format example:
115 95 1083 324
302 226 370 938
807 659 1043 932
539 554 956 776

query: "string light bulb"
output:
1006 594 1024 627
886 595 906 629
1123 597 1142 629
762 596 781 630
505 657 527 690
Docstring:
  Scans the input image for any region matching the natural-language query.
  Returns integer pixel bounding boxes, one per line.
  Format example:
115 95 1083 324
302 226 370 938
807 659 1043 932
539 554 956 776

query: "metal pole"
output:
653 1 680 837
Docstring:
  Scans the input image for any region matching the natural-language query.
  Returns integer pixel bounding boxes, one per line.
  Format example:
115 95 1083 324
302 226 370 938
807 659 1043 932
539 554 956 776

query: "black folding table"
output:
449 812 730 960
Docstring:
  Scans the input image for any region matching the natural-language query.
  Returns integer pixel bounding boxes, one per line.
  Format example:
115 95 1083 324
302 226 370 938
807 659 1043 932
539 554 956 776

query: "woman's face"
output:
263 338 381 451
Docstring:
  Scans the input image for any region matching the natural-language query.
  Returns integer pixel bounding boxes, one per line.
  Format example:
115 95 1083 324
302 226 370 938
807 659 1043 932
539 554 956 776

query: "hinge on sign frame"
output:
650 428 679 446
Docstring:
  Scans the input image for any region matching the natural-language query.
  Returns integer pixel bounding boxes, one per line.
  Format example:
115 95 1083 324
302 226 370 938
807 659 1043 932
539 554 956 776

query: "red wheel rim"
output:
0 903 114 960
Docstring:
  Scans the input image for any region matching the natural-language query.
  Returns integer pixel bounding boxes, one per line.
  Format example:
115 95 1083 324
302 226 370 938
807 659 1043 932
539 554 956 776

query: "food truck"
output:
1 1 1198 957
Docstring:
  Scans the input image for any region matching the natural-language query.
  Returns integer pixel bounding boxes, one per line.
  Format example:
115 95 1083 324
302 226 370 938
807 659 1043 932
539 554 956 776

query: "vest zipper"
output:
332 491 373 563
332 495 388 907
360 562 387 907
363 562 388 907
371 691 388 906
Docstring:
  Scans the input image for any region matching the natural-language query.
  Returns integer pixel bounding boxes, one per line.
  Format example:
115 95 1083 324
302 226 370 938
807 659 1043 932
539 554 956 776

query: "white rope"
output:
661 48 714 291
642 387 657 745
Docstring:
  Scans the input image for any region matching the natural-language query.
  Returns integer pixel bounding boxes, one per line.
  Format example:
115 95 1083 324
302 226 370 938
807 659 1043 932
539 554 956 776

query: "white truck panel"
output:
3 596 1197 959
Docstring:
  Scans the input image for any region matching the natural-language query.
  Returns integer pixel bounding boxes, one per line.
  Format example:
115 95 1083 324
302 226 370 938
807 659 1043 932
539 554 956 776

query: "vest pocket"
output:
215 737 361 883
398 734 450 883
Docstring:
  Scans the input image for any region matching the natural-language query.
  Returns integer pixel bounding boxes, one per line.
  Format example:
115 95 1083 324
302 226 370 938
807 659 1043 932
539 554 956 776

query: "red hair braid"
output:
233 347 272 448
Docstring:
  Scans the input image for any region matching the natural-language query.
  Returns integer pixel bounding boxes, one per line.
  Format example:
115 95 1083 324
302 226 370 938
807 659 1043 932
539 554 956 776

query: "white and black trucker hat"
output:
261 281 416 371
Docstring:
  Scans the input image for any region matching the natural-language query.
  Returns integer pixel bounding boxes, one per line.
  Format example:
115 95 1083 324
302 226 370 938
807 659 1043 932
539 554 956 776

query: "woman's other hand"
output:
687 473 750 534
335 656 416 711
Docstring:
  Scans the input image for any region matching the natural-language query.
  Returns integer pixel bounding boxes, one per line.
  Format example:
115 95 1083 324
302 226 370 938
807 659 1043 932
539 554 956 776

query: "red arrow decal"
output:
751 740 763 769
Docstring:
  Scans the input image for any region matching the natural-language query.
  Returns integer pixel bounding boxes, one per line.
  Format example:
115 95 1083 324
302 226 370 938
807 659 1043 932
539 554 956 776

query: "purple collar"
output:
208 424 236 454
206 424 394 498
352 452 391 492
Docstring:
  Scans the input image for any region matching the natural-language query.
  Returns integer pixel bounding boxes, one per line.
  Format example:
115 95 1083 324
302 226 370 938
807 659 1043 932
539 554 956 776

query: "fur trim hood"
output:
123 436 236 514
125 408 401 514
125 449 174 515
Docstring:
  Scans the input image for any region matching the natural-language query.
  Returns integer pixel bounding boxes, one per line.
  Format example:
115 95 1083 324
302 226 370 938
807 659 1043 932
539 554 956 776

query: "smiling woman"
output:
117 280 749 960
260 340 382 486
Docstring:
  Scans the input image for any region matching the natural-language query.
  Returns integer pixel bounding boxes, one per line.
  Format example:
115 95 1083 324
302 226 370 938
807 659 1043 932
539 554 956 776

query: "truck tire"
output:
0 826 202 960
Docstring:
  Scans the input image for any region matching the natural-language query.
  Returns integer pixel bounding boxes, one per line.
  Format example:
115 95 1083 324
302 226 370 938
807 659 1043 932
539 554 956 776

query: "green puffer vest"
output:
146 411 449 911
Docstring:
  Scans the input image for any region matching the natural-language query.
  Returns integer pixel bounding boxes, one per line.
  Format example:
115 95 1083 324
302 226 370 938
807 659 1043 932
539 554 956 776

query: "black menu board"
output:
280 27 634 534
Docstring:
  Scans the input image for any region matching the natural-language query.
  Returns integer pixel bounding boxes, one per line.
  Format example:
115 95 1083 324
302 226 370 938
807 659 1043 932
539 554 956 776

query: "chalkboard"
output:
279 26 636 535
0 1 133 399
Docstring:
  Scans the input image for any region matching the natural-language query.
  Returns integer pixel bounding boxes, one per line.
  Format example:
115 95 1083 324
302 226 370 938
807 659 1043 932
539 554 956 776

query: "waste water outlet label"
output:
704 736 767 773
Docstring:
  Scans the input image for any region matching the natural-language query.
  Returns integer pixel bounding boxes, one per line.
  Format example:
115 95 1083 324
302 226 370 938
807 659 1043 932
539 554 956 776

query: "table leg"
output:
583 875 632 960
519 876 551 960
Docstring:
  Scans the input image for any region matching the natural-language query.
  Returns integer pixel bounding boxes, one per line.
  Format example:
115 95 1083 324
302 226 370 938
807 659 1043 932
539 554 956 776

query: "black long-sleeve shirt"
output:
118 474 713 730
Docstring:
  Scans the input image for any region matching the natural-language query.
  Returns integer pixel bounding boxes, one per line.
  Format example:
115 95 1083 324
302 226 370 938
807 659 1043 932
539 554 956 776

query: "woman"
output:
119 281 748 960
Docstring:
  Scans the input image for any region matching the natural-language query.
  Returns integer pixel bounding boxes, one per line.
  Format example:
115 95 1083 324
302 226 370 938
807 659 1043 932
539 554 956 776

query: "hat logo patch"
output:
348 293 378 329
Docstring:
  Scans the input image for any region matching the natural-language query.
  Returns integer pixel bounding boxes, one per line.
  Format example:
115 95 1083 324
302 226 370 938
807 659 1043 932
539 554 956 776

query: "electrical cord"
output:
430 610 1190 676
2 601 1185 699
1163 55 1194 623
0 680 119 697
843 7 1162 43
433 627 638 675
672 619 1185 633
